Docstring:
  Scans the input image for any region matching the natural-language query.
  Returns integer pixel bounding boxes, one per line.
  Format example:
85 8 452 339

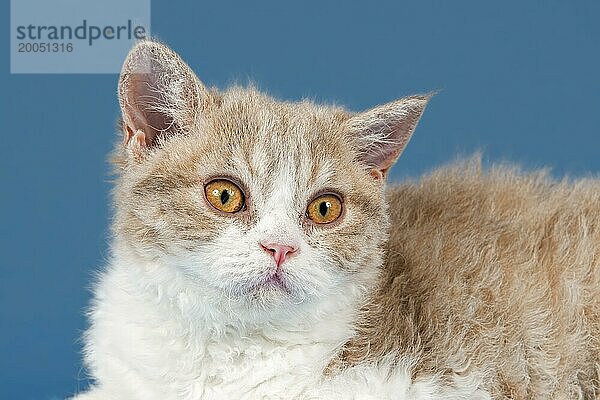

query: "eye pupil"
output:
220 190 230 205
319 201 329 216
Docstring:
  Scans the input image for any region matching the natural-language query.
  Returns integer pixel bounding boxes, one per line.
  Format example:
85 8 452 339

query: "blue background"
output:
1 1 599 398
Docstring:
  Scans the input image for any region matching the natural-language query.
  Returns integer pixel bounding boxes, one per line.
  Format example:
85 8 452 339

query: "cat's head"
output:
112 40 428 322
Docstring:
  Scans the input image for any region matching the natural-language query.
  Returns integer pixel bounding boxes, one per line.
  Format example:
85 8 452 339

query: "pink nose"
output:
260 242 298 268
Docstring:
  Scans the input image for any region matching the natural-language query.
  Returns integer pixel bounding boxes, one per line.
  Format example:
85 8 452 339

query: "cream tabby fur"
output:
71 40 599 399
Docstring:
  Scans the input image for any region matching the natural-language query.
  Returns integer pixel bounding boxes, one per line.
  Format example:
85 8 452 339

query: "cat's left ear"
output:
346 95 431 180
118 40 211 160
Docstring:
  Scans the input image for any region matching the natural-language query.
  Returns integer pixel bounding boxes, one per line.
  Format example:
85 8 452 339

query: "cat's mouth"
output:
247 272 292 294
260 273 291 292
264 274 290 290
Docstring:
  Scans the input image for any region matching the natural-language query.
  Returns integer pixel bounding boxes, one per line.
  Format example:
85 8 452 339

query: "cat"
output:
71 39 600 400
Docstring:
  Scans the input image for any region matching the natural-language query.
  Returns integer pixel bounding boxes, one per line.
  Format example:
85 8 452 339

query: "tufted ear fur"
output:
347 95 430 180
118 40 210 158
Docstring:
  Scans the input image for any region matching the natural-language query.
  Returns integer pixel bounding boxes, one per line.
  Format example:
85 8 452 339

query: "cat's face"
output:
112 41 428 320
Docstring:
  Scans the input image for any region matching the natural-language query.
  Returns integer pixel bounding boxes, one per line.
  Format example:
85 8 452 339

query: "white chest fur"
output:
81 252 356 400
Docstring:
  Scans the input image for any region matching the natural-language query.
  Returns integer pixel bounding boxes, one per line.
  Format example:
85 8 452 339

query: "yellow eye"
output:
307 194 343 224
205 179 245 213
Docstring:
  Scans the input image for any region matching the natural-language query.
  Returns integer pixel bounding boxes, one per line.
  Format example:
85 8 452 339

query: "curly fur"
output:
340 159 600 399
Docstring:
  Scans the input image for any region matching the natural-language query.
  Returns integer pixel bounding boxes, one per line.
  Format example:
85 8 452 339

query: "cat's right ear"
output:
346 94 431 181
118 40 210 160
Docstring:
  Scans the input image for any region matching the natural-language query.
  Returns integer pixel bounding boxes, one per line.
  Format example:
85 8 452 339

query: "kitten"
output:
72 40 599 400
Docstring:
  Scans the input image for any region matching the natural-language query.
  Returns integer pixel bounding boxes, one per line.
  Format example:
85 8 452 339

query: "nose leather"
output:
260 242 298 268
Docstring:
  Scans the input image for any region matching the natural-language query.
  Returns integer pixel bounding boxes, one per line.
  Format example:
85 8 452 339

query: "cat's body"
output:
343 162 600 399
72 40 599 399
